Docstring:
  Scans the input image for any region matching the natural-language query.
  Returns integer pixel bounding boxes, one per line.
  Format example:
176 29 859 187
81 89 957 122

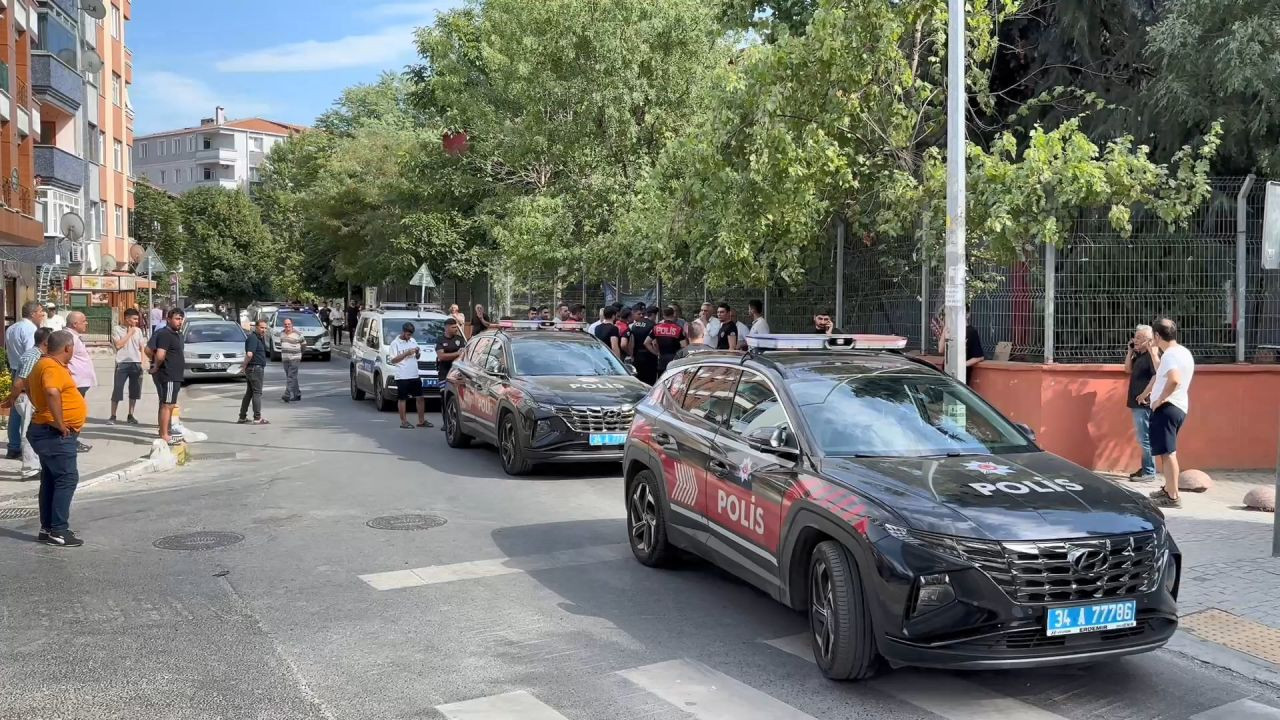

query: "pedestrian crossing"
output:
426 634 1280 720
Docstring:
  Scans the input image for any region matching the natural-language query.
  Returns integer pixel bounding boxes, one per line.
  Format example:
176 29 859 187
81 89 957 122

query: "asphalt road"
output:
1 359 1279 720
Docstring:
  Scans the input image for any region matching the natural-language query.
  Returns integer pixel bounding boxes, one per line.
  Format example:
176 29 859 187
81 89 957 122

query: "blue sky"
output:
129 0 461 135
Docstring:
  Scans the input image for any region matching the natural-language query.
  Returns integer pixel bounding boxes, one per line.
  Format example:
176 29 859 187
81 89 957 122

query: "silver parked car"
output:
182 320 248 383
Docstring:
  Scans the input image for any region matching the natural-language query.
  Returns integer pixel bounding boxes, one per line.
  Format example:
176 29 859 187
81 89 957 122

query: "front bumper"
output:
868 531 1180 670
185 363 245 381
522 410 627 463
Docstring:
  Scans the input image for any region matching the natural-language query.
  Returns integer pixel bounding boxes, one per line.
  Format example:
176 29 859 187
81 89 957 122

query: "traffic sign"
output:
409 264 436 288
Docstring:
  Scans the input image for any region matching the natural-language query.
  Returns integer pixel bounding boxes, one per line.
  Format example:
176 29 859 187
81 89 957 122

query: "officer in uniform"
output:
647 306 687 377
627 305 658 385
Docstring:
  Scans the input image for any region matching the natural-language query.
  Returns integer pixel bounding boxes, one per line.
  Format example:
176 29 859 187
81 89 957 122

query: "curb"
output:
0 440 192 506
1167 629 1280 690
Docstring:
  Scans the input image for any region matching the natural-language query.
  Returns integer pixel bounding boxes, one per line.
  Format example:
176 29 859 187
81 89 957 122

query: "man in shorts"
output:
147 308 186 445
388 322 431 429
109 308 145 425
1138 317 1195 509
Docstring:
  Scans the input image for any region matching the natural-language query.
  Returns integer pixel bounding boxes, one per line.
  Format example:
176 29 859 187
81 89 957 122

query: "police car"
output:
442 320 651 475
349 304 450 411
623 334 1179 678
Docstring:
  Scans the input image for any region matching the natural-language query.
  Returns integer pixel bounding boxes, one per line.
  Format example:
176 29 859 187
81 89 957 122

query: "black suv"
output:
622 335 1179 679
442 321 651 475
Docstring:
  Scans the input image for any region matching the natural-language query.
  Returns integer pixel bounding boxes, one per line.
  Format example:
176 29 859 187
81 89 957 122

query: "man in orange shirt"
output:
26 330 87 547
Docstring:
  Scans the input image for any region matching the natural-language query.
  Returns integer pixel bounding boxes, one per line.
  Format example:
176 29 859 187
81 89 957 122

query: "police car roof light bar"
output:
497 319 586 330
748 334 908 351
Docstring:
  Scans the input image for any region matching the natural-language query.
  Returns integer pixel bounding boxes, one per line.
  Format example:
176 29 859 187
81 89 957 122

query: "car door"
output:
705 369 801 584
457 335 494 431
471 337 510 438
352 317 374 390
659 364 741 542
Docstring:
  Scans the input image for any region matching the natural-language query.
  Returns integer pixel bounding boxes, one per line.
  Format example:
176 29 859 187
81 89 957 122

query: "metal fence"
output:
417 177 1280 364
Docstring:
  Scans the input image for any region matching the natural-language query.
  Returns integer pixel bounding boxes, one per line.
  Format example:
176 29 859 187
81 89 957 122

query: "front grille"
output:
417 360 438 372
970 618 1159 650
910 530 1163 605
552 405 634 433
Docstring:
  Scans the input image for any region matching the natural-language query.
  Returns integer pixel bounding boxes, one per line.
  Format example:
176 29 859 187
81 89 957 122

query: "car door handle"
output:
652 431 674 445
708 459 730 476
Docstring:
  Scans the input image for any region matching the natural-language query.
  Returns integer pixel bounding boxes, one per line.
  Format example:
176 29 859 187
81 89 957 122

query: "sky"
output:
128 0 462 135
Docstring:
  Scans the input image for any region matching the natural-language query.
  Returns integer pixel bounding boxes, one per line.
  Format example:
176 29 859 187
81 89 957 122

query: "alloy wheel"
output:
811 558 837 662
629 481 657 553
500 419 515 466
445 400 458 438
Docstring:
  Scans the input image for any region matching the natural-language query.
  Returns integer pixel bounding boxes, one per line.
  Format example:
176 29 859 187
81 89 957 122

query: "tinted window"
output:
727 371 790 439
510 337 627 377
184 323 245 343
681 366 741 426
486 341 509 374
792 371 1034 457
467 336 493 365
661 368 695 409
382 318 445 346
277 312 323 330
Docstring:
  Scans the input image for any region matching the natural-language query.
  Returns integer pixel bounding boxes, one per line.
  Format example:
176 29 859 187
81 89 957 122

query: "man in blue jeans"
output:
5 301 45 458
1124 324 1160 482
26 330 86 547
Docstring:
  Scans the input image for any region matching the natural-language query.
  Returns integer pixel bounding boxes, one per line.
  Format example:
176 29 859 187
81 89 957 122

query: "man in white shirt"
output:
388 322 431 429
149 304 164 335
1137 317 1194 508
5 301 44 458
747 299 770 338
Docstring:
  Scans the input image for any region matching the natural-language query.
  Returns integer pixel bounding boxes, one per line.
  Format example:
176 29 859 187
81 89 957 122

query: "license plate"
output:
589 433 627 446
422 379 443 388
1046 600 1137 636
205 363 229 370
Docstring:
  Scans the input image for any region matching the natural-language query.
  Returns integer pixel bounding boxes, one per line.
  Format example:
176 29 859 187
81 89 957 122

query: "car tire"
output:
498 412 533 475
374 374 394 412
626 469 675 567
350 365 366 401
809 540 880 681
444 395 472 448
321 352 331 362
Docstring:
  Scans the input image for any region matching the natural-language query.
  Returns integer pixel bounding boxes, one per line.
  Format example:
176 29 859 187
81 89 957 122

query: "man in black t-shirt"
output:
593 306 623 360
626 306 658 384
434 318 466 427
147 308 185 445
472 304 491 334
812 309 843 334
647 306 687 376
714 303 739 350
1124 324 1160 480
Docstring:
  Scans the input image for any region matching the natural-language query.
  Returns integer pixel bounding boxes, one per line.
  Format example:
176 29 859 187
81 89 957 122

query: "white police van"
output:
348 303 451 411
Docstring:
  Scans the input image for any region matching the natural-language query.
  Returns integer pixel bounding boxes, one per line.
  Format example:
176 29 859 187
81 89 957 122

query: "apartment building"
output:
134 107 305 196
88 0 132 272
0 0 49 322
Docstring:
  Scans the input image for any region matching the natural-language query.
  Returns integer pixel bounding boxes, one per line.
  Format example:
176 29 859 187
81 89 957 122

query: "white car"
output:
181 320 247 383
349 306 449 412
265 309 332 361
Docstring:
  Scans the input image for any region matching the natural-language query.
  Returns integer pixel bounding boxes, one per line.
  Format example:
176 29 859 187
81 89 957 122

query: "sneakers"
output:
5 450 21 460
106 417 117 426
76 442 92 453
1128 473 1157 483
43 530 84 547
1148 488 1182 508
126 415 139 426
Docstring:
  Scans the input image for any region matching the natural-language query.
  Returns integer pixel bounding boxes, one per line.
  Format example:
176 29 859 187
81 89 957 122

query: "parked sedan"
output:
182 320 248 383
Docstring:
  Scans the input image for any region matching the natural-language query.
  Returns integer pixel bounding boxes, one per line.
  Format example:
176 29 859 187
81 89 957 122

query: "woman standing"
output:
449 304 467 337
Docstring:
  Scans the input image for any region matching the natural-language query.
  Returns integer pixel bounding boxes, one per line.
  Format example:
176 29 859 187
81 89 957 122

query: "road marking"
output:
436 690 569 719
763 634 1068 720
619 658 817 720
1191 699 1280 719
358 543 632 591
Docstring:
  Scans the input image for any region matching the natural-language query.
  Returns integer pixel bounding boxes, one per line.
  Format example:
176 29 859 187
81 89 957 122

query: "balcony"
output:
49 0 76 18
1 182 37 217
35 145 86 192
30 103 39 131
197 177 240 191
16 106 29 136
31 54 83 115
13 1 27 33
195 147 237 165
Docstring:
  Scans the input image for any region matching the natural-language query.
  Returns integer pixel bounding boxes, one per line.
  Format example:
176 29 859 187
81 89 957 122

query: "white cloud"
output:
215 25 423 73
370 1 455 19
132 71 272 134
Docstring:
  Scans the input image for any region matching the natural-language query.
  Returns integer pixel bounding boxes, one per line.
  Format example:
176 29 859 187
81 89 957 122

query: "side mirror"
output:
1016 423 1037 441
625 363 637 376
745 426 797 456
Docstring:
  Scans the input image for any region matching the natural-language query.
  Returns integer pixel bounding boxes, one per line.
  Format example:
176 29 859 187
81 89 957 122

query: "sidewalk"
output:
0 356 171 504
1106 471 1280 685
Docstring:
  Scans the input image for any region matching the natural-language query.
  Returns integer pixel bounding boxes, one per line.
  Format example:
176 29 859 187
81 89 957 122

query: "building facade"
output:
134 108 305 196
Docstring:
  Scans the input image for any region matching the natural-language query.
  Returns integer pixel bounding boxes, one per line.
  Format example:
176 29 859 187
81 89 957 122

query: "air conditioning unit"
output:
69 242 84 264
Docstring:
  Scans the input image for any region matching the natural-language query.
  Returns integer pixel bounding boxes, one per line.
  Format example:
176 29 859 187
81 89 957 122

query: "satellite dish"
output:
82 0 107 20
82 48 103 74
55 49 78 69
100 254 117 274
60 211 85 243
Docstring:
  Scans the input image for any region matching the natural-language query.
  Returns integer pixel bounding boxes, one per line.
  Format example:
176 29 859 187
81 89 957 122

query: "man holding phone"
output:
389 322 431 429
1124 324 1160 482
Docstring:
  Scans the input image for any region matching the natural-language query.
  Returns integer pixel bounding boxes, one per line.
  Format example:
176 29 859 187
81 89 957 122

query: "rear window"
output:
185 323 245 343
381 319 445 346
278 312 324 330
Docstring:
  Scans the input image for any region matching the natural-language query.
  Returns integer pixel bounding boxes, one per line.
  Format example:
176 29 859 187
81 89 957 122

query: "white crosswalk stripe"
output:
436 690 570 719
1190 699 1280 719
763 633 1069 720
358 543 632 591
619 658 817 720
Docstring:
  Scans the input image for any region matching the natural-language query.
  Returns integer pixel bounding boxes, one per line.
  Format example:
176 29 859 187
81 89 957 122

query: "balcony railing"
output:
31 54 81 114
1 182 37 217
16 77 29 107
34 145 86 192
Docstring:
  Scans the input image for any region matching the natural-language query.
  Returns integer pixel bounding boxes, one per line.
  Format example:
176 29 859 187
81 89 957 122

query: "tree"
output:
256 130 341 299
314 71 422 138
131 181 184 265
180 187 279 305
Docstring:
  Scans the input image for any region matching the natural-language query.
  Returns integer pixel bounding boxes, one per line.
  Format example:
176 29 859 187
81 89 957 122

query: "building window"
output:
188 136 196 152
113 140 122 171
177 168 185 182
159 141 166 157
114 205 124 237
203 167 213 181
249 166 260 182
111 73 121 106
250 136 263 152
89 201 101 239
170 139 177 154
96 203 106 239
36 14 79 70
139 142 148 159
37 188 82 237
125 145 132 176
159 170 166 184
97 130 106 165
202 136 211 150
110 4 122 39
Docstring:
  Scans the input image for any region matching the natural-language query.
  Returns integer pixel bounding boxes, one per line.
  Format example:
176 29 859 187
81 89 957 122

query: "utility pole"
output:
944 0 967 383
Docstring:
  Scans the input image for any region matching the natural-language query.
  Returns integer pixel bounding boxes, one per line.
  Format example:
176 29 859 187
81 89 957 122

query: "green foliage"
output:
132 181 185 265
179 187 278 305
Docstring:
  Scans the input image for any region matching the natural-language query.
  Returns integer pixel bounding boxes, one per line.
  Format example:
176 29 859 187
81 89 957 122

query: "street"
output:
2 359 1278 720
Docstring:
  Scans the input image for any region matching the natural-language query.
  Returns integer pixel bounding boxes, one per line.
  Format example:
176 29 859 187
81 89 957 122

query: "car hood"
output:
184 342 243 356
516 375 650 406
820 452 1162 542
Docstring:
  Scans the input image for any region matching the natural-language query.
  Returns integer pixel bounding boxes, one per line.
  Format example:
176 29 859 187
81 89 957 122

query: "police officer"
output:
627 305 658 384
647 306 688 376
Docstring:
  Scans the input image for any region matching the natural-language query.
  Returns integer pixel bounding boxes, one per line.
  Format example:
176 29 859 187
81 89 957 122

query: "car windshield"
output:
278 312 324 330
791 370 1034 457
510 337 627 376
382 319 445 346
185 322 245 344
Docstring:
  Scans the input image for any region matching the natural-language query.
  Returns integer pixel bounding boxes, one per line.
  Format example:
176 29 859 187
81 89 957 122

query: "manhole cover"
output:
366 514 447 531
153 531 245 551
0 508 39 520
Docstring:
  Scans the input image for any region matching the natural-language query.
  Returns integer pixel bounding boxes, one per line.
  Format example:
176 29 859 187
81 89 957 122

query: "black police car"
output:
442 320 651 475
623 334 1179 679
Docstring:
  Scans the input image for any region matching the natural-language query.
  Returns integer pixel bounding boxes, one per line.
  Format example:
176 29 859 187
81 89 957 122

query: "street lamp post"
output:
944 0 968 382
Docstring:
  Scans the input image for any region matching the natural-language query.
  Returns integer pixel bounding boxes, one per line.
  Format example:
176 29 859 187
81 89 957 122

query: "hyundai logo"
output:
1067 547 1108 574
602 409 620 420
